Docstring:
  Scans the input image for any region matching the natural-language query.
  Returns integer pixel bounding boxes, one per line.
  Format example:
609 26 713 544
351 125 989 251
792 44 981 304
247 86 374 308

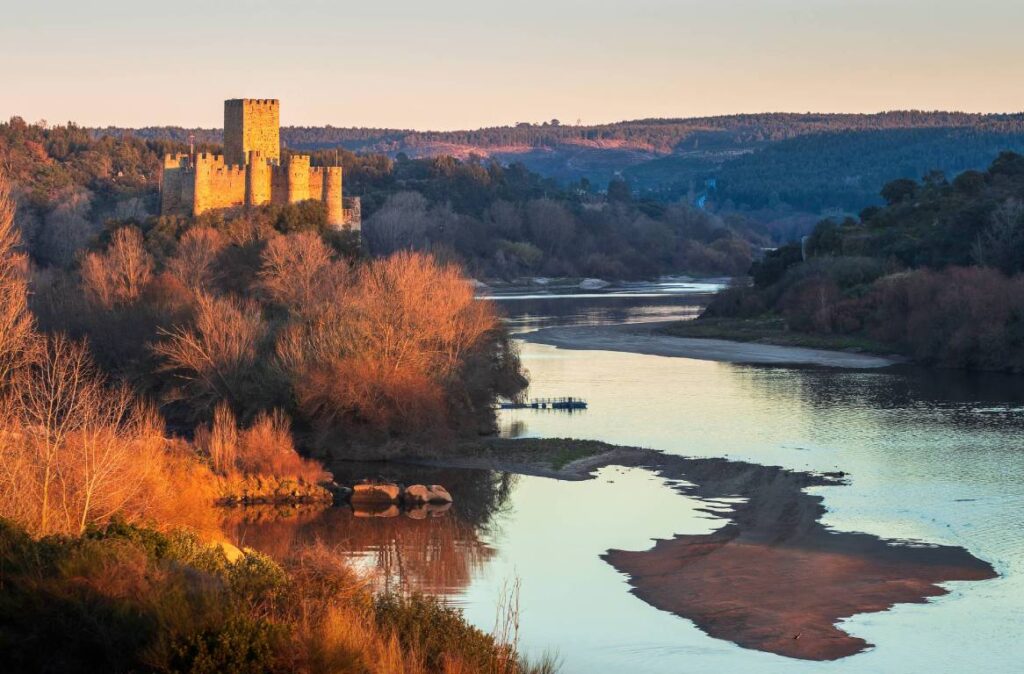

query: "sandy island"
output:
523 321 903 368
405 439 997 661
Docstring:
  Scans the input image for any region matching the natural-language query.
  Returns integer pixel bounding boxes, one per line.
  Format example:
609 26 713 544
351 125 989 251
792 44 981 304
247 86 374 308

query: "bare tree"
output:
258 231 341 317
39 187 96 267
166 226 227 292
14 335 102 533
363 191 433 255
0 170 35 388
154 292 268 414
81 226 154 309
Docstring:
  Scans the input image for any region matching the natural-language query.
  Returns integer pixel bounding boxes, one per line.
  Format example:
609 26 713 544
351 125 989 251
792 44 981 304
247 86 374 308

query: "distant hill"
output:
93 111 1024 219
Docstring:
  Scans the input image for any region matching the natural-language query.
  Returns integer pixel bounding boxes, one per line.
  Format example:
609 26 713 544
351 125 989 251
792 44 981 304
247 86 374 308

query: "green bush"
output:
374 592 509 671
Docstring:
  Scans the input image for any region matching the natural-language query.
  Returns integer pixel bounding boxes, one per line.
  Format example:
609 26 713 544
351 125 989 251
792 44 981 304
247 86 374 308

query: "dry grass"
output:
195 403 326 484
0 333 220 536
0 171 220 537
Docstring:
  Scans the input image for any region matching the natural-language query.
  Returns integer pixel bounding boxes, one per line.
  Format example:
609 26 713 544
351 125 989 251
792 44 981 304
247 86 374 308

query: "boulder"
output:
404 484 432 504
579 278 610 290
404 484 453 505
427 485 453 504
351 483 401 504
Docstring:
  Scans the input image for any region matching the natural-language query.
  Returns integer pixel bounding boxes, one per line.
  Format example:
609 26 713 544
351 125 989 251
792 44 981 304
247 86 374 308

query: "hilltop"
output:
93 111 1024 218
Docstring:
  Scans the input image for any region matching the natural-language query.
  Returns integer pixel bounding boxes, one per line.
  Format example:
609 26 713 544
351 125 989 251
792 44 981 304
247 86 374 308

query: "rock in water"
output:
428 485 453 504
404 484 432 504
404 484 454 505
351 483 401 504
579 278 610 290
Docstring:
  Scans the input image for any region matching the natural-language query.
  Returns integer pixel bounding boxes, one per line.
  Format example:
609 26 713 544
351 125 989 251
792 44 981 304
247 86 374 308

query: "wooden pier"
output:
498 397 587 411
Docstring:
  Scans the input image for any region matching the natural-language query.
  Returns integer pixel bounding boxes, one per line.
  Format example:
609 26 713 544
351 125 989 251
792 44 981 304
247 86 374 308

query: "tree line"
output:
704 152 1024 371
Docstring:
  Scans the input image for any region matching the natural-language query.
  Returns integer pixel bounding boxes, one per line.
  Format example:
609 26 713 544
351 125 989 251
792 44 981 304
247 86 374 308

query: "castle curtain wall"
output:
159 98 354 229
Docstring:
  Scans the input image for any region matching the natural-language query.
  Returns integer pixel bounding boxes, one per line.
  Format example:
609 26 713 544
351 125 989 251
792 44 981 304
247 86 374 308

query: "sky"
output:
2 0 1024 130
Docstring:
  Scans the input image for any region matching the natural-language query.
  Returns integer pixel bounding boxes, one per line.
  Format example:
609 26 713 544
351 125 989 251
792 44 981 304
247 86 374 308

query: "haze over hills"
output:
93 111 1024 218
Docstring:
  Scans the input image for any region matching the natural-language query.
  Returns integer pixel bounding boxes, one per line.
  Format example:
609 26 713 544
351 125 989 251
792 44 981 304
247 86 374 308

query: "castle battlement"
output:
226 98 279 107
160 99 358 231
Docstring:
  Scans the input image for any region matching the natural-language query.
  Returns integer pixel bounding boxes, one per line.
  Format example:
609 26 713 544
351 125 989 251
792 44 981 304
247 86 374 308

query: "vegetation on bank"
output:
0 519 552 674
693 152 1024 372
0 166 553 671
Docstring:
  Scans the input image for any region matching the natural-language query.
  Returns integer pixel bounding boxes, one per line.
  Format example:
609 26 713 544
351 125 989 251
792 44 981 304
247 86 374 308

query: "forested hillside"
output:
694 152 1024 372
4 117 764 280
93 111 1024 226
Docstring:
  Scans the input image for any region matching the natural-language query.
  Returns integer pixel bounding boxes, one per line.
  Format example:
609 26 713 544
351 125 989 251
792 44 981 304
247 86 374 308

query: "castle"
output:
160 99 359 229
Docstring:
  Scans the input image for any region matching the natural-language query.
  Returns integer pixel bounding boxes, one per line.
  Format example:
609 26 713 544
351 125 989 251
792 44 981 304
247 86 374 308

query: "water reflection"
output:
224 466 518 595
228 282 1024 673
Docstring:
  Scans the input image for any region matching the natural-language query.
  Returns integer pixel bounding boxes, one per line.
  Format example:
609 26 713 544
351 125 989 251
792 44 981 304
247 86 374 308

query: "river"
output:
229 279 1024 673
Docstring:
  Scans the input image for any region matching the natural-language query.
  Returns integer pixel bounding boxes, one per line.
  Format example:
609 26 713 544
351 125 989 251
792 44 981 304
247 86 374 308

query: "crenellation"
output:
161 98 357 230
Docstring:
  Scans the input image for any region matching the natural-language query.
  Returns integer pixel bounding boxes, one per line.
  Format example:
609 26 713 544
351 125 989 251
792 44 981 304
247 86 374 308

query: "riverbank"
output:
401 438 997 661
658 316 901 353
523 321 904 368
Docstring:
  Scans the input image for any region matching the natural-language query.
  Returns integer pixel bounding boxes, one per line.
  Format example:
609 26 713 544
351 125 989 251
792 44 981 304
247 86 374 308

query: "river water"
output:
232 280 1024 673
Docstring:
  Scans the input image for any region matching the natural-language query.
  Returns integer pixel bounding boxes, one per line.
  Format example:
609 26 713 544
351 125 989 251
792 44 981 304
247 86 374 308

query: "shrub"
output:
195 405 325 483
0 521 547 674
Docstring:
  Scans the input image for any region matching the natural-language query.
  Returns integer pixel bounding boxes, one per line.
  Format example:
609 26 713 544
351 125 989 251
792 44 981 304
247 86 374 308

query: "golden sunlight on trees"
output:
278 251 499 435
0 173 34 386
80 226 154 309
0 171 218 537
258 230 339 315
0 330 214 536
195 402 326 483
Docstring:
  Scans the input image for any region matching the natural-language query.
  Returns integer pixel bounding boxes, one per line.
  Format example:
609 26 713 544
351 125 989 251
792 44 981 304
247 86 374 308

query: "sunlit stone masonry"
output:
160 98 360 230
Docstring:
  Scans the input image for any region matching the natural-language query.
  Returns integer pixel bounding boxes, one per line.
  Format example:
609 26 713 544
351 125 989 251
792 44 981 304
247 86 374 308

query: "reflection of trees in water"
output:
729 364 1024 431
501 294 707 332
221 467 518 596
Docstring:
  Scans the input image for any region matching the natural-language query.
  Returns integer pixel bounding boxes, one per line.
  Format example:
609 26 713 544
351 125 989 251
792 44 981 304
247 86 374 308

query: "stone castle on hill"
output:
160 99 359 229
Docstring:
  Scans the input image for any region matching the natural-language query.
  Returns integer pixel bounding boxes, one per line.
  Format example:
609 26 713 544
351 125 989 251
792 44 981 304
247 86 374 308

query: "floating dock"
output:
498 397 588 411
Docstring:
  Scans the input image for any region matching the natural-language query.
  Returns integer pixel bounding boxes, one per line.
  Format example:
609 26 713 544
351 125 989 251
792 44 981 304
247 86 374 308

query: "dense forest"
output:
91 111 1024 233
699 152 1024 371
3 116 763 280
99 111 1024 155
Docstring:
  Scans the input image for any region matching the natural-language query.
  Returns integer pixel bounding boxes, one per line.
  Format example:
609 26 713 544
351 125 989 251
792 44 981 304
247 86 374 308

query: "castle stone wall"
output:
224 99 280 166
246 152 272 206
308 167 325 202
193 154 246 215
160 154 188 214
324 167 343 227
160 99 353 231
287 155 310 203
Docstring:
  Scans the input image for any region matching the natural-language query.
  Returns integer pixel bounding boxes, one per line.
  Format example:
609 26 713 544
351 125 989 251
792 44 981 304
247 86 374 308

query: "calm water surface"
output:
236 281 1024 673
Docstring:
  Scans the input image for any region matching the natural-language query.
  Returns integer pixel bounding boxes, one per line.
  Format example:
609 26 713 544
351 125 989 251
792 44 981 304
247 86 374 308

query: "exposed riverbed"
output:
233 280 1024 673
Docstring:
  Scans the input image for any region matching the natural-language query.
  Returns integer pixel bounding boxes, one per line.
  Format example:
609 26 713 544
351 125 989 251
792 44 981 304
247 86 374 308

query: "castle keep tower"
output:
224 99 280 166
160 98 359 231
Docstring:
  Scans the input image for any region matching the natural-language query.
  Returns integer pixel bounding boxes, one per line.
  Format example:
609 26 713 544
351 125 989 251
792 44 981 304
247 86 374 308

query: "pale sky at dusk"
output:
3 0 1023 130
